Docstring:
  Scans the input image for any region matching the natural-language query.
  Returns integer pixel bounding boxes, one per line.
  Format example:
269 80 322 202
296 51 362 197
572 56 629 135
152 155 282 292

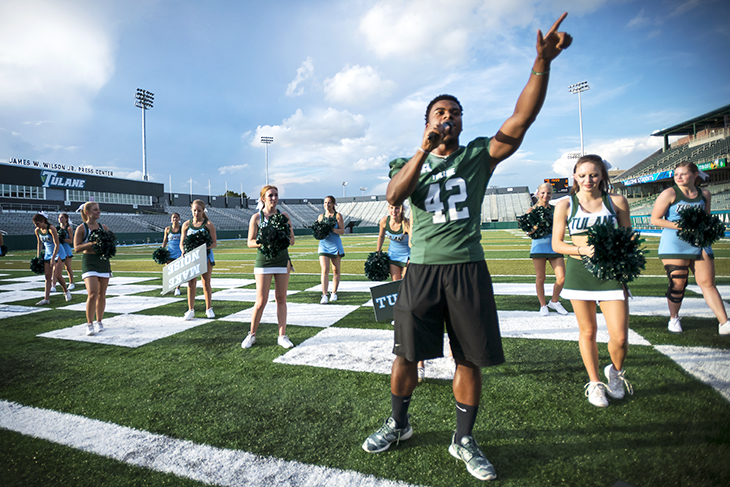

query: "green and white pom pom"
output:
55 225 68 241
581 222 646 283
517 205 553 239
676 206 725 248
153 247 170 265
30 256 45 274
364 252 390 281
312 216 336 240
183 229 213 253
88 228 117 260
257 213 291 260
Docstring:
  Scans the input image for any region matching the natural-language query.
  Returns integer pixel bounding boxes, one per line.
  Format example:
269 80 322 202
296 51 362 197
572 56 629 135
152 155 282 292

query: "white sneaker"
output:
68 283 75 290
417 366 426 383
320 294 328 304
584 382 609 407
36 299 50 305
85 323 95 336
390 320 395 326
183 309 195 321
604 364 633 399
64 290 73 302
174 288 181 296
668 316 682 333
330 292 338 302
720 321 730 335
277 335 294 349
50 286 57 293
205 308 215 318
539 305 549 316
548 301 569 315
241 333 256 349
94 321 105 333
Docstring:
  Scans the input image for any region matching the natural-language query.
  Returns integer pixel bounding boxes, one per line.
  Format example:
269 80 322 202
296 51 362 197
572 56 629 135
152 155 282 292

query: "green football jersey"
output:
389 137 493 265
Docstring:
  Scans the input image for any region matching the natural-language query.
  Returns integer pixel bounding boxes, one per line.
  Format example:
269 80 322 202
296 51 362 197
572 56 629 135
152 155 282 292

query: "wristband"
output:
577 246 582 257
531 68 549 76
419 147 430 154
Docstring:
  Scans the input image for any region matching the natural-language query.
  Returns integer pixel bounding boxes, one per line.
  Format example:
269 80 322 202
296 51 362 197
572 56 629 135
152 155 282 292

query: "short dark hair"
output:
425 94 463 124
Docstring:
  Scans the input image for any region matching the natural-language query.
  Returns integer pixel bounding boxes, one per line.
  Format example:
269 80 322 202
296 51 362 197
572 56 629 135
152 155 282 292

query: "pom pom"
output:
30 256 45 274
312 216 336 240
183 229 213 253
153 247 170 265
88 228 117 260
581 223 646 283
517 205 553 239
364 252 390 281
257 213 291 260
0 245 7 257
676 206 725 248
55 225 68 241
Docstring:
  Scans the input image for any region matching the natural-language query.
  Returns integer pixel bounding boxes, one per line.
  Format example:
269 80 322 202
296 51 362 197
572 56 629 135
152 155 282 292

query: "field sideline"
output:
1 230 729 487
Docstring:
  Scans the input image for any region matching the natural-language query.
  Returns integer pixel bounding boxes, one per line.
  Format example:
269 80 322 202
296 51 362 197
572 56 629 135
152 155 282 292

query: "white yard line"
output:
0 400 420 487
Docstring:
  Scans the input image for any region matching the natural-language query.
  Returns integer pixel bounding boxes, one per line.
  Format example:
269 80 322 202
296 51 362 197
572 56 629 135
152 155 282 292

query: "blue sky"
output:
1 0 728 199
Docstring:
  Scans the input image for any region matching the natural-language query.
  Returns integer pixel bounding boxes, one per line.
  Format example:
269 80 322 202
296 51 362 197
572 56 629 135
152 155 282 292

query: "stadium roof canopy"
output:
652 103 730 137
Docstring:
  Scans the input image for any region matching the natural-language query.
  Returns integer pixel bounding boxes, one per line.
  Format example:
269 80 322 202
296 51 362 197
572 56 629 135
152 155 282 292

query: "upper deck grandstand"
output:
613 103 730 218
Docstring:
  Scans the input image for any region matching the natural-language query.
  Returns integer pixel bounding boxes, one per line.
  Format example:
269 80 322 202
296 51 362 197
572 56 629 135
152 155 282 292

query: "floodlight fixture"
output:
568 81 590 156
342 181 347 197
260 136 274 185
135 88 154 181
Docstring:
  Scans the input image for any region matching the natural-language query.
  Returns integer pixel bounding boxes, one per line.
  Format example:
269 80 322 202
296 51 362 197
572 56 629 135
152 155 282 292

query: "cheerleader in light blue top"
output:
317 195 345 304
32 212 72 306
56 212 76 290
180 200 217 321
526 183 567 316
650 161 730 335
376 204 411 280
162 212 183 296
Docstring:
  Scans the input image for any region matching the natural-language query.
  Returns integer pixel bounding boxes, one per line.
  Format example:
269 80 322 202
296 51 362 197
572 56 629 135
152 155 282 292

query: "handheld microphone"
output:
428 121 454 142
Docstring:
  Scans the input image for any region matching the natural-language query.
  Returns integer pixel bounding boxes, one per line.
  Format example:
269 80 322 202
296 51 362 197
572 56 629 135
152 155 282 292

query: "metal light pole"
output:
342 181 347 197
568 81 589 156
260 136 273 185
360 187 367 196
134 89 154 181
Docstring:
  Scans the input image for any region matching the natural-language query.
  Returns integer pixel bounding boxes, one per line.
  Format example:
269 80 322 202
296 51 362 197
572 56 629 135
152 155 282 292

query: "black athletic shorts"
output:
392 260 505 367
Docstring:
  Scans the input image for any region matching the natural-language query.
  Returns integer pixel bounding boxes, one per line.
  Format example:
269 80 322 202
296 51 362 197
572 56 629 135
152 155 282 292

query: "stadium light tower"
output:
360 186 367 196
342 181 347 197
260 136 273 185
134 89 154 181
568 81 589 156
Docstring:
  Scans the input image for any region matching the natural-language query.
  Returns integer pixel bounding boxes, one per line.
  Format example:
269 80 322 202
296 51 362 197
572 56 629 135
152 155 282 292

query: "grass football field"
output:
1 230 729 487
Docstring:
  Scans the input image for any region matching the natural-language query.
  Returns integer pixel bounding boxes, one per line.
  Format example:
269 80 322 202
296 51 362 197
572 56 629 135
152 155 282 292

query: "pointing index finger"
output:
546 12 568 36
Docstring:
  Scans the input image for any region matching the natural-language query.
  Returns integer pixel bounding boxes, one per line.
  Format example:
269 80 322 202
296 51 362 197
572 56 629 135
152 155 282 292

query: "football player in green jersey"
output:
362 12 572 482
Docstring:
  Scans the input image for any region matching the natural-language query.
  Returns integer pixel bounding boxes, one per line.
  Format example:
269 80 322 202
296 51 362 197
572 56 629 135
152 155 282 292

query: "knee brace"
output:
664 264 689 304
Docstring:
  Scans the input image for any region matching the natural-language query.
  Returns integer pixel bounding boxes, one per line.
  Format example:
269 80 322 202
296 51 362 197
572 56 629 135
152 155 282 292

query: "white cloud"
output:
286 57 314 97
0 0 115 113
552 136 664 176
359 0 608 62
218 164 249 175
323 65 396 106
253 108 369 150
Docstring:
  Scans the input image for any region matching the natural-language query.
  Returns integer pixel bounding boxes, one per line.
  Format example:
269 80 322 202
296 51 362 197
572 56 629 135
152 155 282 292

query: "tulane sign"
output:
40 170 86 189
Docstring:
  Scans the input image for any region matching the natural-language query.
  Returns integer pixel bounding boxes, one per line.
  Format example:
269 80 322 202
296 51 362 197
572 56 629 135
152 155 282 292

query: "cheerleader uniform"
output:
166 227 182 261
560 193 625 301
384 216 409 267
186 219 215 266
254 210 289 275
318 213 345 258
528 205 561 259
81 222 112 279
38 227 57 262
657 185 714 260
59 225 73 259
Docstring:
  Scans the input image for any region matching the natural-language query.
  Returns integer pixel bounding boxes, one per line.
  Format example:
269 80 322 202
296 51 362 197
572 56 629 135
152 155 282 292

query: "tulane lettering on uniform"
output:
374 292 399 309
569 214 614 231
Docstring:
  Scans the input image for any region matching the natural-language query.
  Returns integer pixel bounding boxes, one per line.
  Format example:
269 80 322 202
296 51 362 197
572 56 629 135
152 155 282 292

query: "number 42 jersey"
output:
389 137 493 265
